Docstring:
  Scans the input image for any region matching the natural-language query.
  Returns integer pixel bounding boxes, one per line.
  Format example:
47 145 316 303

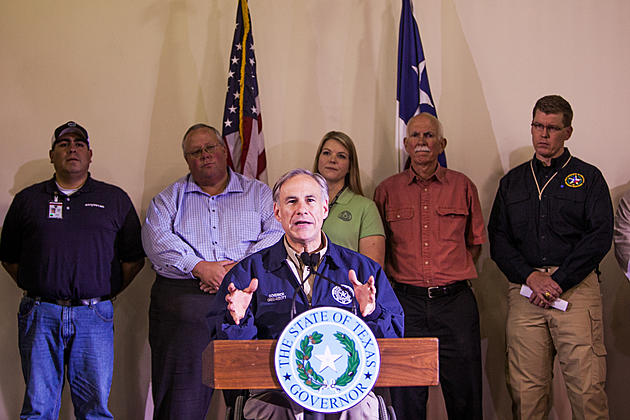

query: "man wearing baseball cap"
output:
0 121 145 419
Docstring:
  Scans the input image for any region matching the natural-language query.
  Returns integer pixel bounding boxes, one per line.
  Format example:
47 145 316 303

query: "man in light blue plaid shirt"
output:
142 123 283 420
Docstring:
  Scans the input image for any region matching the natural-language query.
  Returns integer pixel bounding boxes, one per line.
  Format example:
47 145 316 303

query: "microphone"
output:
290 263 313 320
299 251 319 268
299 252 357 316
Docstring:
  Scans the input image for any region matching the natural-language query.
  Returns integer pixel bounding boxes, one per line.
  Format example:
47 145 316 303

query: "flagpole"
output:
221 0 268 182
396 0 444 172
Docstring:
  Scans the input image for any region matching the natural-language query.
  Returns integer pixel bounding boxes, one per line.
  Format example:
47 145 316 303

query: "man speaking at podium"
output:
208 169 404 419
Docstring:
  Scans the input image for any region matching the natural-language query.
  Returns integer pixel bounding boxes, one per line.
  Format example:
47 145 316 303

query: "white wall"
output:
1 1 629 418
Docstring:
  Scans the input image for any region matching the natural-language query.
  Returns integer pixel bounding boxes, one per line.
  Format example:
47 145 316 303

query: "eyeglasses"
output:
531 122 565 133
185 144 222 159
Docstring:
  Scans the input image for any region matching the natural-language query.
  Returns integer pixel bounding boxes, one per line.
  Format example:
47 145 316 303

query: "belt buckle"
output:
79 297 101 306
427 286 440 299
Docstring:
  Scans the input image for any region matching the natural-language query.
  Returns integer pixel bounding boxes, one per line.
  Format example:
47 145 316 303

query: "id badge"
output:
48 201 63 219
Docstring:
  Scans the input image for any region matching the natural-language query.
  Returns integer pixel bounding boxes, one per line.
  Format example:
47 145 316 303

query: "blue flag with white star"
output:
396 0 446 170
222 0 267 181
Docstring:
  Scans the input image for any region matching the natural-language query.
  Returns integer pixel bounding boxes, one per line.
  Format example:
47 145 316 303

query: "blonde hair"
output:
312 131 364 196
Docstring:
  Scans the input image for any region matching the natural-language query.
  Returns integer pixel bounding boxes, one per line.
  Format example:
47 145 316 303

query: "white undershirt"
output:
55 182 79 196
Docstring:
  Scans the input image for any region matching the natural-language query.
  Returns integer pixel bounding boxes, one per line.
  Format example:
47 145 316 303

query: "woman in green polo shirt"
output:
313 131 385 267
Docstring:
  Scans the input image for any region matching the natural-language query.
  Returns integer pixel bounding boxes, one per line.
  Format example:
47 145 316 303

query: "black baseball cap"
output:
52 121 89 147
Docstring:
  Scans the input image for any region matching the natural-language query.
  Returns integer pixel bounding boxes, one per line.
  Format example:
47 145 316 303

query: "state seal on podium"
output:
274 307 380 413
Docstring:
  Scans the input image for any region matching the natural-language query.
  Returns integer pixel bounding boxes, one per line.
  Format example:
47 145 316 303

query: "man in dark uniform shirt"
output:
0 121 145 419
488 96 612 419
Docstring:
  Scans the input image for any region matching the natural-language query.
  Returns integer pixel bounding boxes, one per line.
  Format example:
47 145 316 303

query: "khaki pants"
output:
506 271 608 420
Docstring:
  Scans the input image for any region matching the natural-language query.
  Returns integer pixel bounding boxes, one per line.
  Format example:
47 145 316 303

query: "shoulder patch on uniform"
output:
331 285 353 305
564 173 585 188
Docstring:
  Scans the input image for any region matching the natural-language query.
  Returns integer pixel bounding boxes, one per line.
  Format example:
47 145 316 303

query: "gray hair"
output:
409 112 444 139
181 123 223 152
272 169 329 204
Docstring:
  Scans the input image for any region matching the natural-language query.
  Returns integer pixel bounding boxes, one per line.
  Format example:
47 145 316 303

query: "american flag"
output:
222 0 267 182
396 0 446 171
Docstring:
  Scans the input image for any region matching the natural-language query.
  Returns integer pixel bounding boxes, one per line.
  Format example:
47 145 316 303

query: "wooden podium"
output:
203 337 439 389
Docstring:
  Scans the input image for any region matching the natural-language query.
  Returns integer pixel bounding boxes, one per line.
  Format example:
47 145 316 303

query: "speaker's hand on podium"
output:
349 269 376 317
226 278 258 325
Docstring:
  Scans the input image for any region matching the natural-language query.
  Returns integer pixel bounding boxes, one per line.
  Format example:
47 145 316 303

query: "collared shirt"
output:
322 188 384 252
283 235 328 301
0 175 144 299
142 168 283 279
374 166 486 287
488 148 613 291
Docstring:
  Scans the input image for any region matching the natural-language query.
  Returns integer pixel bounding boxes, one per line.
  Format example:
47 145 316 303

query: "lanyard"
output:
328 185 347 210
529 156 571 200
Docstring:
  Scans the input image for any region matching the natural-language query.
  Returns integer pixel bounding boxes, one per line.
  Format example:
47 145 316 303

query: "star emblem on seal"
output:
315 346 342 372
274 307 380 413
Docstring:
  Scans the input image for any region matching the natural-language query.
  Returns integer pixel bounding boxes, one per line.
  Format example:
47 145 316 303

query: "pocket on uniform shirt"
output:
549 192 587 233
504 192 531 229
437 207 468 242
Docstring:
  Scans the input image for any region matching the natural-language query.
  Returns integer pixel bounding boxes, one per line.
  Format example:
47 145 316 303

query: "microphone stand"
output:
289 252 358 420
289 270 312 320
300 252 358 316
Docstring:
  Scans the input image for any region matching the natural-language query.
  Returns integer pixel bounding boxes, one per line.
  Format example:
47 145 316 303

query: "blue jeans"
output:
17 297 114 420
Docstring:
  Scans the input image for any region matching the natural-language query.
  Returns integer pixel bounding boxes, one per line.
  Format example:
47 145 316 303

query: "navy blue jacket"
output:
208 237 404 340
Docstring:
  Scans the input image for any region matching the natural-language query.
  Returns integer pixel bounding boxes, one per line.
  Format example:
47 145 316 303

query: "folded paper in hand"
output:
520 285 569 311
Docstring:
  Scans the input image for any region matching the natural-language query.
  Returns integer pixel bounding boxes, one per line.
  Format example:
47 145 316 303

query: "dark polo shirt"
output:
0 175 144 299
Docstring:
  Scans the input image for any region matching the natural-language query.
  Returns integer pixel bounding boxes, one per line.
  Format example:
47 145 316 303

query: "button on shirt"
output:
488 149 613 291
0 176 144 299
142 169 284 279
374 166 486 287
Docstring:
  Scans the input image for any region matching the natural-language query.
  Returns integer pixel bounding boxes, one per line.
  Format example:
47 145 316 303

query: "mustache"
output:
414 145 431 152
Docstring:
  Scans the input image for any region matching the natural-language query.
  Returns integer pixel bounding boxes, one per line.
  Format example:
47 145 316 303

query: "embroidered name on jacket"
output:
267 292 287 302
